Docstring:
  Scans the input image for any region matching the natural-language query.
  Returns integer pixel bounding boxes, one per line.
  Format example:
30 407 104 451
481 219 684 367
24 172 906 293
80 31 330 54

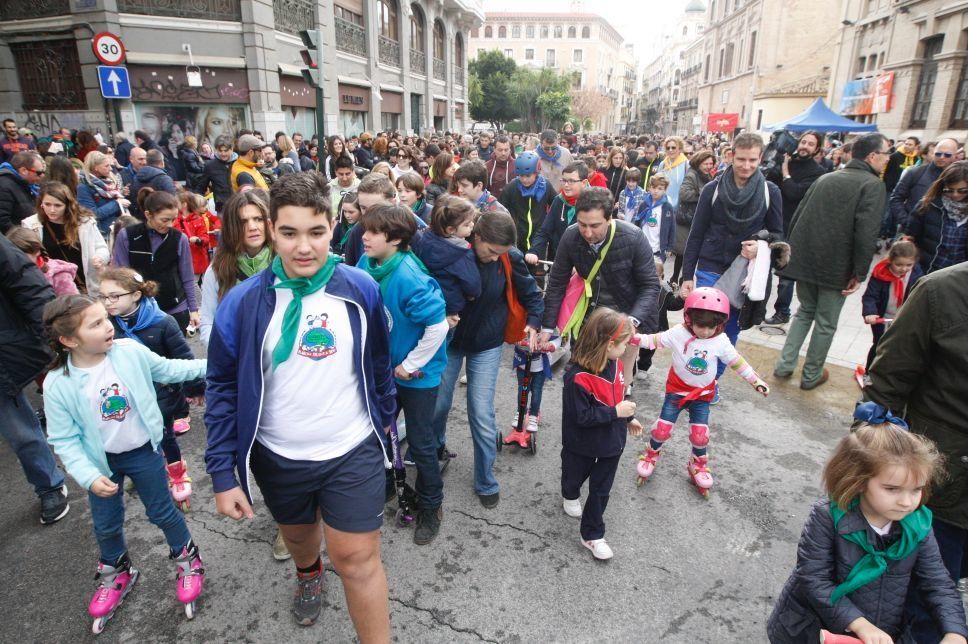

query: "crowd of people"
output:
1 114 967 642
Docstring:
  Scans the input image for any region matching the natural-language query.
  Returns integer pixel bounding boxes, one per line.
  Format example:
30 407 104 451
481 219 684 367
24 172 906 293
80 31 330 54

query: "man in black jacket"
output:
0 234 70 524
764 131 826 324
130 149 177 219
888 137 959 236
198 136 235 212
540 187 660 389
0 150 45 233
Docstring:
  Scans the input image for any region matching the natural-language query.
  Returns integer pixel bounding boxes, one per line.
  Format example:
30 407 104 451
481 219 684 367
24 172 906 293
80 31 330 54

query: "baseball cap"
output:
237 134 263 153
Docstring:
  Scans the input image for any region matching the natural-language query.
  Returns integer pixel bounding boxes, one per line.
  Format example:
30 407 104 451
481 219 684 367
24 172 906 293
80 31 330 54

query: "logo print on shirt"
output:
298 313 337 360
646 207 659 227
685 350 709 376
99 383 130 421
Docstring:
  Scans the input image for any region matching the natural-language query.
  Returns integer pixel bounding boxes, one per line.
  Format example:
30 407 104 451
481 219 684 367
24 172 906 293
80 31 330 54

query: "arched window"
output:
540 25 549 38
512 24 520 38
554 25 562 38
484 25 492 38
567 26 576 38
581 25 590 38
434 20 445 60
378 0 398 40
455 33 464 66
498 25 507 38
410 4 425 50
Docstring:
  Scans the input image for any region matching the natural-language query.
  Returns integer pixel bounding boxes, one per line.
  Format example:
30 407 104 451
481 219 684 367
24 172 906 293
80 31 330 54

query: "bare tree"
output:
569 89 613 132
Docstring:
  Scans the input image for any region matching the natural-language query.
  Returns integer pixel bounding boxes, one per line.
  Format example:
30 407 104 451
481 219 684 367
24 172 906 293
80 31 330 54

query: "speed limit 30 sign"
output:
92 32 126 66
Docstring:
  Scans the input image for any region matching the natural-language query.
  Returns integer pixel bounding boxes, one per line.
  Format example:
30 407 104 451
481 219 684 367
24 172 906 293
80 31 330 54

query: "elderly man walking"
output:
774 133 890 389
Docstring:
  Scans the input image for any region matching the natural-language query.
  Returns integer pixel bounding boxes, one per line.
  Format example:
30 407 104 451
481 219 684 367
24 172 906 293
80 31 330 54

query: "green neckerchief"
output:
237 246 272 278
269 254 341 369
828 498 933 605
361 250 428 295
339 222 356 249
411 198 425 216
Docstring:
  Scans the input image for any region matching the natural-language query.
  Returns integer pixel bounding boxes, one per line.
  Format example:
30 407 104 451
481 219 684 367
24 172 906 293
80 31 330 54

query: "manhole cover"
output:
758 324 787 336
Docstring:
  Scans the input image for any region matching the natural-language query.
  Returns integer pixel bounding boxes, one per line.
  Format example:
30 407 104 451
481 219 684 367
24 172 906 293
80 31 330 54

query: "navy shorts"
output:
250 432 387 532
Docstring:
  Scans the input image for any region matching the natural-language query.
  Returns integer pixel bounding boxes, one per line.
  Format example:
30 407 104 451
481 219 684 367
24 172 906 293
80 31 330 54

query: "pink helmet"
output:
684 287 731 316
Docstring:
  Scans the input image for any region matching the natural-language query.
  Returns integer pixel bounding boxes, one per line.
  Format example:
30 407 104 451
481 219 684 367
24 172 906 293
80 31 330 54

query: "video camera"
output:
761 130 799 172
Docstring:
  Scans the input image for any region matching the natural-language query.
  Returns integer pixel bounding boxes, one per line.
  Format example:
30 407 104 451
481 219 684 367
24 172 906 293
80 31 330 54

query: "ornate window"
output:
512 25 521 38
11 40 87 110
498 26 507 38
911 36 944 128
378 0 398 40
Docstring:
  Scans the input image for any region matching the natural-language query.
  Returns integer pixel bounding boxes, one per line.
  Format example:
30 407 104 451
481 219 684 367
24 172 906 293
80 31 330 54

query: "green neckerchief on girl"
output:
237 246 272 278
361 250 428 295
828 498 933 605
269 254 341 369
340 222 356 249
411 198 425 216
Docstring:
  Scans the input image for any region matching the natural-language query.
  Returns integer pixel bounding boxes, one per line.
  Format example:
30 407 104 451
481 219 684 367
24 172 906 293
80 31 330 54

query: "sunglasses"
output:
935 152 955 158
942 187 968 195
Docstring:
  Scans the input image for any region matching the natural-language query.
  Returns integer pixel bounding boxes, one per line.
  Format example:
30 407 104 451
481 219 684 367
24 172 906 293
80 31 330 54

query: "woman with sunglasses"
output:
906 161 968 274
659 136 689 211
391 145 420 181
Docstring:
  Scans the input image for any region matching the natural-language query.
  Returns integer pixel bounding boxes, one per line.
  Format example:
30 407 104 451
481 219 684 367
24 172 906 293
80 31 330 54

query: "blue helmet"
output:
515 151 539 176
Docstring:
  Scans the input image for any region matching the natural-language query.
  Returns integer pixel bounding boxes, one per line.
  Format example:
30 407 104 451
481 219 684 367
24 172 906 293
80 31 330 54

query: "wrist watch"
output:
783 174 791 180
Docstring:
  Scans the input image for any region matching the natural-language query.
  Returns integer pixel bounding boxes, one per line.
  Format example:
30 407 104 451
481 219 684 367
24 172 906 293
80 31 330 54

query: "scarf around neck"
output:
517 175 548 202
828 499 932 605
623 186 641 212
269 254 341 369
633 193 667 226
360 251 428 295
717 166 767 233
476 190 493 210
537 146 563 168
115 297 167 343
662 153 687 171
942 196 968 223
558 191 578 224
237 246 272 278
81 171 115 200
871 259 908 310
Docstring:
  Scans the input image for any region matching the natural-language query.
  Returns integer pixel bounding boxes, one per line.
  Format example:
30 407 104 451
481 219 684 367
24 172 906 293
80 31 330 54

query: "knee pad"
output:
651 419 674 442
689 424 710 448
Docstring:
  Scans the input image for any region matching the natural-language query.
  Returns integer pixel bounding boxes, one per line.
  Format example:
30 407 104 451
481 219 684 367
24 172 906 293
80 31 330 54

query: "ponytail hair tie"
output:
853 401 909 430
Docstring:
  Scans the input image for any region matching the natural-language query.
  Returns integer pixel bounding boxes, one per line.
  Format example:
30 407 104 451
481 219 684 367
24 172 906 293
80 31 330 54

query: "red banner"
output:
706 113 739 133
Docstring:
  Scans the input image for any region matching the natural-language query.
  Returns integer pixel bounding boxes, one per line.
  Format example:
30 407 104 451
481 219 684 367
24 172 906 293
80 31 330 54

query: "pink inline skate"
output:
172 541 205 619
166 460 192 512
635 448 662 486
687 454 714 498
89 554 139 635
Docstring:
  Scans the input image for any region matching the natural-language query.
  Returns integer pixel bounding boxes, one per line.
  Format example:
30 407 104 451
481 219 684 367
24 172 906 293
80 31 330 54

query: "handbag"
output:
499 253 529 344
556 220 616 341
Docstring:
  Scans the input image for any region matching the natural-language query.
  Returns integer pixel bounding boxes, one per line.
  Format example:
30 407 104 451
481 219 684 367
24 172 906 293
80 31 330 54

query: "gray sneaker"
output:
293 568 323 626
40 485 69 525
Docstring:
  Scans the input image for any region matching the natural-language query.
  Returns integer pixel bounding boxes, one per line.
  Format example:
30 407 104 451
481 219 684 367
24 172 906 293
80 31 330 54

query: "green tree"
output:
468 50 517 127
508 67 572 131
536 91 572 130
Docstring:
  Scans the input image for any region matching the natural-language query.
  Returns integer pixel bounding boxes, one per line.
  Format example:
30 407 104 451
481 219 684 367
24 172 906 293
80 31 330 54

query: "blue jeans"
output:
658 393 711 425
773 276 795 318
88 442 192 563
0 392 65 497
398 385 443 510
431 344 503 496
695 270 739 378
905 517 968 642
516 368 547 416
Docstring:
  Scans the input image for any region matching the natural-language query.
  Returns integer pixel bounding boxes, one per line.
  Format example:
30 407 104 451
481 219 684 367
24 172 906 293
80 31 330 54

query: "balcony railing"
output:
0 0 69 20
336 16 367 58
433 57 446 81
117 0 241 21
453 65 465 86
273 0 315 35
410 49 427 74
379 36 401 67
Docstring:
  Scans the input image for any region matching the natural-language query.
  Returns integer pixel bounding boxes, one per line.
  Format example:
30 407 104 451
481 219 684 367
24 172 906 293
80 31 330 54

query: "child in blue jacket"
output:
411 195 482 327
861 240 923 370
358 203 450 545
632 174 675 259
42 294 207 632
617 167 647 221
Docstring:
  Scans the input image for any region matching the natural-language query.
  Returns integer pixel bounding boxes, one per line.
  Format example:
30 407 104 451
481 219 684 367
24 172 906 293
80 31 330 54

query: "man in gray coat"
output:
774 133 890 389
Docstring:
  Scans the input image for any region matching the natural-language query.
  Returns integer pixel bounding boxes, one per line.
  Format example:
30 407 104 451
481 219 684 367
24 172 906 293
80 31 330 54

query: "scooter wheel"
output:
395 508 414 526
529 434 537 456
496 433 503 452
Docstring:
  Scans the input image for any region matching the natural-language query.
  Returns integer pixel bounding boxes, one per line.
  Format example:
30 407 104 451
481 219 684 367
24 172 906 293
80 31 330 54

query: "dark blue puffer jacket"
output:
411 230 481 315
906 199 968 273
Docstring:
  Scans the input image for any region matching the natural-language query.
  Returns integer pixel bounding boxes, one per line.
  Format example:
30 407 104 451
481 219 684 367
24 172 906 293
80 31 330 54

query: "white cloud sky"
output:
481 0 691 64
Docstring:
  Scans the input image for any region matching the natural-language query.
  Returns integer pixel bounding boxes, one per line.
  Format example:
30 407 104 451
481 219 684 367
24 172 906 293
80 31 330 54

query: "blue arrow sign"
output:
97 65 131 99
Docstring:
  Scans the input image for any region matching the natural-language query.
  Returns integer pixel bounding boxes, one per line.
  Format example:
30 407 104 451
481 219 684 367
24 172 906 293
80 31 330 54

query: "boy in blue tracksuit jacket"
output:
632 174 675 258
357 203 450 544
204 172 395 634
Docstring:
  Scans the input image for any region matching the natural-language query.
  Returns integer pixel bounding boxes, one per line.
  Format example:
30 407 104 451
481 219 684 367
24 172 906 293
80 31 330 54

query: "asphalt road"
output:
0 340 861 643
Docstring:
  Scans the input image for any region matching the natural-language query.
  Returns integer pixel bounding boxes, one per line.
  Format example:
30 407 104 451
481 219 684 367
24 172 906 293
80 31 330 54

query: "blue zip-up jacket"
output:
411 229 482 315
204 263 396 501
632 197 675 254
44 339 207 491
357 253 448 388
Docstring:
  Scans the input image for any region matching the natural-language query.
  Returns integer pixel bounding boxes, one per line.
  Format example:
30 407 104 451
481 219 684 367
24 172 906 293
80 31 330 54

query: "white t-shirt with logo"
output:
257 285 375 461
656 325 739 392
78 357 152 454
640 205 663 254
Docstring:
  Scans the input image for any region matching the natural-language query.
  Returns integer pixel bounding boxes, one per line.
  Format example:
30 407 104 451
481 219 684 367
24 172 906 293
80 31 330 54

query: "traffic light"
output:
299 29 322 88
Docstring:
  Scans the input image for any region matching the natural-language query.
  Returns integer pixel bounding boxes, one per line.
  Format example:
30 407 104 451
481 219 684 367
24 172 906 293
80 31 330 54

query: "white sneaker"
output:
526 415 539 433
582 538 614 560
562 497 583 518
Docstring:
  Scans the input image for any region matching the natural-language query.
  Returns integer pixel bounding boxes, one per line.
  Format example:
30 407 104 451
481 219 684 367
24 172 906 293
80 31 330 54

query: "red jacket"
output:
589 171 607 188
175 212 211 274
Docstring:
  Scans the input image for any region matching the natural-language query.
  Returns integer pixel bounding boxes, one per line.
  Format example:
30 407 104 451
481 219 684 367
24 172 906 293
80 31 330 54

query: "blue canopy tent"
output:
767 98 878 133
